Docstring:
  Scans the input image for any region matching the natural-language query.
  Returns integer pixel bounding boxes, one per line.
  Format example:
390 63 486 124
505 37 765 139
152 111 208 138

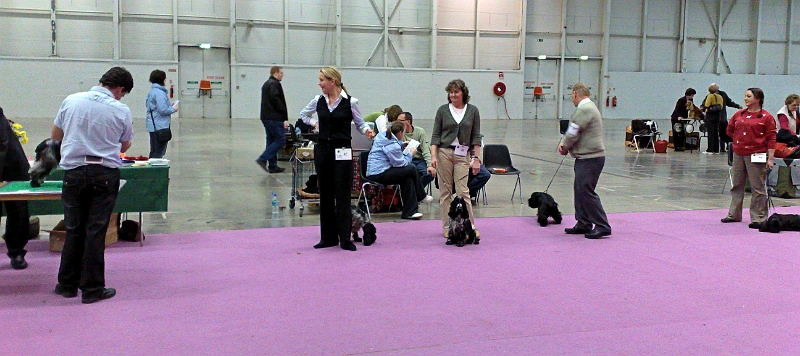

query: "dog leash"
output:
544 155 567 194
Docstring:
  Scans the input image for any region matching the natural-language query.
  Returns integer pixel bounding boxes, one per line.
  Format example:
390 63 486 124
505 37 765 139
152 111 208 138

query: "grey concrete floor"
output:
12 116 800 236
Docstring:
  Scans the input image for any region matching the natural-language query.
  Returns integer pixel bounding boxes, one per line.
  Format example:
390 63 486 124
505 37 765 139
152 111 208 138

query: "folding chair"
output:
721 142 733 193
631 120 659 153
356 151 402 220
483 144 523 202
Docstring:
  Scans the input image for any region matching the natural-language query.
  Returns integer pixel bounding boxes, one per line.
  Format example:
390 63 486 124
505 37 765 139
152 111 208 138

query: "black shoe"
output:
81 288 116 304
10 255 27 270
313 240 338 249
749 222 763 229
54 284 78 298
340 241 357 251
584 229 611 239
255 159 268 172
268 167 286 173
565 226 591 235
721 217 740 223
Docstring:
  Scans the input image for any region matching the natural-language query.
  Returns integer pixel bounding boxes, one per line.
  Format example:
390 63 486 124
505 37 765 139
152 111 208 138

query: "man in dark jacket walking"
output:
0 107 31 270
256 66 289 173
714 83 743 152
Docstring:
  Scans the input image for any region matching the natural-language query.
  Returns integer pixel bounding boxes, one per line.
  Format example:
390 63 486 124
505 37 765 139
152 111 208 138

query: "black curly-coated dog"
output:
29 138 61 187
351 206 377 246
758 213 800 233
528 192 562 227
446 196 478 247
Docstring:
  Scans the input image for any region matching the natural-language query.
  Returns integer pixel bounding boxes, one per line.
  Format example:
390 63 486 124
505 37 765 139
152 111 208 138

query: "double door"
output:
177 46 231 119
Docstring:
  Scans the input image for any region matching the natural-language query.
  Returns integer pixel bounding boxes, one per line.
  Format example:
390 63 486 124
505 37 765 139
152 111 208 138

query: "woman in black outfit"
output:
670 88 696 151
299 67 375 251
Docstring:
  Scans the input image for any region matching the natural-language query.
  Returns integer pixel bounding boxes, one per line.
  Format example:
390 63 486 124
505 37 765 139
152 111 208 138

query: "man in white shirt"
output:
52 67 134 304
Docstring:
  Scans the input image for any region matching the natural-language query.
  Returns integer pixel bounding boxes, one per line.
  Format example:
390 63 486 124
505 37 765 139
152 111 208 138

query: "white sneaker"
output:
422 195 434 204
404 212 423 220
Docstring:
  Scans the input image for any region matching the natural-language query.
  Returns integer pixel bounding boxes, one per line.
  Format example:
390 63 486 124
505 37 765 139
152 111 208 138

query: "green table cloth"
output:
21 165 169 215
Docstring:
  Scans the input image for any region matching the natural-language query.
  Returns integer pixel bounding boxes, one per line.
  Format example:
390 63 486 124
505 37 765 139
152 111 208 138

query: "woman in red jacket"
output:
721 88 776 229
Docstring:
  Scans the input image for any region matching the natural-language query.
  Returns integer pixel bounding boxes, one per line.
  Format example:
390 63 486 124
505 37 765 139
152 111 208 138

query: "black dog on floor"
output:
29 138 61 187
758 213 800 233
351 206 377 246
446 196 478 247
528 192 562 227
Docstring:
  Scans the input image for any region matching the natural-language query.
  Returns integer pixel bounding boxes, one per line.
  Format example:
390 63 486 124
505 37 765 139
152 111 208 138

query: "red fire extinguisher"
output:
612 96 617 107
170 84 174 98
605 96 610 107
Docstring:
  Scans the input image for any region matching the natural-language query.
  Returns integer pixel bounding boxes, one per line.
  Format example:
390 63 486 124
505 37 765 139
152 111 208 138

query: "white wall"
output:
603 72 800 120
232 66 523 120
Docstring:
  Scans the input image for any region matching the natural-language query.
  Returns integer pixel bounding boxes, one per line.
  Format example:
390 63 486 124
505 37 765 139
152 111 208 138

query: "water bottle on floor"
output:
271 192 280 215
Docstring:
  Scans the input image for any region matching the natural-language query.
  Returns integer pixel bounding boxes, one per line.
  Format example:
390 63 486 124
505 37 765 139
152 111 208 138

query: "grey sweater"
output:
562 100 606 159
430 103 481 148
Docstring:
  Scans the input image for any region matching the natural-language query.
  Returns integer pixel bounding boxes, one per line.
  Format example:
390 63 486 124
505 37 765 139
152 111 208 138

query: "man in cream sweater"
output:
557 83 611 239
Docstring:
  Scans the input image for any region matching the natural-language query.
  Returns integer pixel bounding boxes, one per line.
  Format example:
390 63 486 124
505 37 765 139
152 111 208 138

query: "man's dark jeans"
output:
411 158 434 189
258 120 286 170
57 165 120 295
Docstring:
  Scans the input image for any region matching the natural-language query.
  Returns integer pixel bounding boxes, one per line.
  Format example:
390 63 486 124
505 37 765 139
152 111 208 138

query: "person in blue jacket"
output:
366 121 433 220
145 70 178 158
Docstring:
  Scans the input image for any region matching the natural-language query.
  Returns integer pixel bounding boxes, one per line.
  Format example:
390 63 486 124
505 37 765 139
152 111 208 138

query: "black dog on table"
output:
758 213 800 233
29 138 61 187
446 196 479 247
350 206 377 246
528 192 562 227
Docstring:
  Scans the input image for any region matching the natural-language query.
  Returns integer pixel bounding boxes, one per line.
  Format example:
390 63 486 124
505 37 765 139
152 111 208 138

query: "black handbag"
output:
149 108 172 142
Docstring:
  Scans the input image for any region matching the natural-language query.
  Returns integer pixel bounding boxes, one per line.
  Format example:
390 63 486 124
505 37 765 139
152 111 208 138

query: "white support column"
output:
678 0 687 72
600 0 611 116
754 0 762 74
715 0 722 74
519 0 527 73
230 0 236 66
384 0 389 66
336 0 341 66
172 0 178 61
50 0 57 56
789 0 795 74
473 0 480 69
113 0 120 61
431 0 438 69
640 0 648 72
557 0 567 120
284 0 290 64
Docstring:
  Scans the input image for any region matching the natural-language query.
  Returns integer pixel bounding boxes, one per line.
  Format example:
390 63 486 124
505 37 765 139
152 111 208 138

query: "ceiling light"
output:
538 55 547 60
199 43 211 49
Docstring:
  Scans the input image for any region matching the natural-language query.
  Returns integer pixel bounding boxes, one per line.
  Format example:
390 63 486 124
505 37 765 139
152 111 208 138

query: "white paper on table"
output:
403 139 420 155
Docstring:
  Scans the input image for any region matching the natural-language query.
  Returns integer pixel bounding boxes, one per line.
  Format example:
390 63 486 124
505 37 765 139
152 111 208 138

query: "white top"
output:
375 114 388 133
54 86 134 170
448 104 467 147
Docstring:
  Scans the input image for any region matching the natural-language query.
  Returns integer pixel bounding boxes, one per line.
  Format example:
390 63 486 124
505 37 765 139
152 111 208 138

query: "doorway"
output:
178 46 231 119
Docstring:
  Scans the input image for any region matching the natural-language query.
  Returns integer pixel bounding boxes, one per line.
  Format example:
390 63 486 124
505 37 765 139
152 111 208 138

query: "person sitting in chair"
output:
397 112 435 189
366 121 433 220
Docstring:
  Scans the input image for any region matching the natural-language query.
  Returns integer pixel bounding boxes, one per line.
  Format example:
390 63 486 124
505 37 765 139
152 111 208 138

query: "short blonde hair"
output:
708 84 719 93
786 94 800 106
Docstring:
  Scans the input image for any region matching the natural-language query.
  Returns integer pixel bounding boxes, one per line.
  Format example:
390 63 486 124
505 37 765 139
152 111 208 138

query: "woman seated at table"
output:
366 121 433 220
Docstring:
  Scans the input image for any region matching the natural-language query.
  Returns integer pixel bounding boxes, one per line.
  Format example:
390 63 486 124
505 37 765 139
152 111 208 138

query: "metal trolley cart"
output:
290 143 319 217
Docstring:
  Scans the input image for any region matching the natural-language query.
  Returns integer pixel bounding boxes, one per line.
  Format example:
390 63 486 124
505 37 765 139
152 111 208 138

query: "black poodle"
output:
350 206 377 246
29 138 61 187
528 192 562 227
758 213 800 234
446 196 478 247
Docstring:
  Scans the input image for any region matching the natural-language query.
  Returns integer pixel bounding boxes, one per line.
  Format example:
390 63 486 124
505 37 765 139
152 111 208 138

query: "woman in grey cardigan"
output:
430 79 482 239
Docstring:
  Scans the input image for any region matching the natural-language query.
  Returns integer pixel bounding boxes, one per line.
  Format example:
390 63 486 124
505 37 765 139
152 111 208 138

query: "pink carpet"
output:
2 207 800 355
